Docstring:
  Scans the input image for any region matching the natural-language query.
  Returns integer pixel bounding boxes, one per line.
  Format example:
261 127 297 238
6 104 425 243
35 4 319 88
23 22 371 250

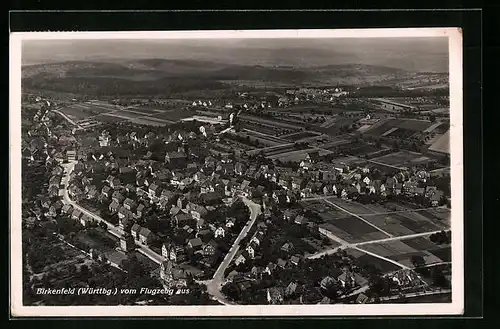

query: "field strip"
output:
119 108 156 116
137 116 176 123
101 112 137 120
354 229 444 247
322 198 393 237
355 206 442 216
353 246 409 269
82 109 120 120
364 158 404 170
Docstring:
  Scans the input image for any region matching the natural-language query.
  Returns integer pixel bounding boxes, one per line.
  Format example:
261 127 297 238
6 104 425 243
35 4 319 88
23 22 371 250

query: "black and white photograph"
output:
10 28 463 317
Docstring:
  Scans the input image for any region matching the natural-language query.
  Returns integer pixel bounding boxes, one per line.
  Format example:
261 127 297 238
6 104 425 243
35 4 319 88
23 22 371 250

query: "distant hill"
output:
22 59 413 82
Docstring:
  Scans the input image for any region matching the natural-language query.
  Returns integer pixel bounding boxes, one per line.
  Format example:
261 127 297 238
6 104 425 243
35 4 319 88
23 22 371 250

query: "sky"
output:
22 37 449 72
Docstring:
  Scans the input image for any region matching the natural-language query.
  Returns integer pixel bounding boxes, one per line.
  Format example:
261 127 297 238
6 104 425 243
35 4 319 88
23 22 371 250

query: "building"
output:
138 227 155 245
187 237 203 250
120 234 135 252
267 287 284 305
165 151 187 168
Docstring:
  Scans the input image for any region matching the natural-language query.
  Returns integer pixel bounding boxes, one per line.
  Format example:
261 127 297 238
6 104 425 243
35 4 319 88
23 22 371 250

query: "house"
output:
291 177 304 191
290 255 301 266
267 287 284 305
174 213 192 228
80 214 93 227
203 240 218 257
110 178 122 189
285 281 298 297
131 224 141 240
430 191 444 206
136 203 147 218
320 276 338 290
159 260 189 288
266 262 277 274
294 215 308 225
122 197 136 211
337 271 356 288
118 206 133 220
277 258 287 268
111 191 125 204
165 151 187 168
86 185 99 200
356 293 370 304
188 203 208 220
394 183 403 195
109 200 120 213
251 266 265 279
148 184 161 199
225 218 235 228
187 238 203 250
71 209 82 220
282 209 297 222
120 234 135 252
281 242 294 253
119 217 133 231
177 195 188 209
214 227 226 239
138 227 155 245
250 231 265 246
101 186 113 199
234 253 246 266
48 201 63 217
246 242 257 259
160 189 174 202
196 229 212 243
61 204 73 215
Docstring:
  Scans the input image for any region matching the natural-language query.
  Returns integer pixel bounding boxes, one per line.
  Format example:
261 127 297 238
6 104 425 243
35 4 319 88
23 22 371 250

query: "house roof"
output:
139 227 153 237
131 224 141 232
188 238 203 247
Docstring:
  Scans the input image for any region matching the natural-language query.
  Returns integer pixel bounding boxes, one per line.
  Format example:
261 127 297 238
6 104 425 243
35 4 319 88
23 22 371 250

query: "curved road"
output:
204 196 262 305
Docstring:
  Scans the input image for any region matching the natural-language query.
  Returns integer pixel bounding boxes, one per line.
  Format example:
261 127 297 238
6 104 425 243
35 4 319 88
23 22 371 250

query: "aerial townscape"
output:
20 37 452 307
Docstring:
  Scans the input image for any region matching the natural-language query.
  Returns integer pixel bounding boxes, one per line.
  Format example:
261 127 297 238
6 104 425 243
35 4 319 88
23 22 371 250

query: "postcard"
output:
10 28 463 317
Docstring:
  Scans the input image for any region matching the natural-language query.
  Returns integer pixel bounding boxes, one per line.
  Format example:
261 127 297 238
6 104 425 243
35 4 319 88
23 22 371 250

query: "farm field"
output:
74 102 117 113
319 217 388 244
345 248 401 273
324 197 449 237
59 106 96 120
358 233 451 268
240 115 303 130
266 148 333 162
281 131 320 141
101 111 145 120
364 118 433 137
401 237 451 263
149 108 194 121
128 117 168 127
120 107 158 116
371 150 432 167
90 114 126 123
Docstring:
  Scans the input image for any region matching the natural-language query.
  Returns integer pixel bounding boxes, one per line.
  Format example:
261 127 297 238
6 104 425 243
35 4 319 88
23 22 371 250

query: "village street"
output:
203 196 262 305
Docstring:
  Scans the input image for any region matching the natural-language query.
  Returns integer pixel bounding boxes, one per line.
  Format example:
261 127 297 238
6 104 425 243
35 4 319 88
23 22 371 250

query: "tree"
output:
99 221 108 230
411 255 426 268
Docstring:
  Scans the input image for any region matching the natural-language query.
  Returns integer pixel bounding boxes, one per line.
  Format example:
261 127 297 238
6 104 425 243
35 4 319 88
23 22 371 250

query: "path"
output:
203 196 262 305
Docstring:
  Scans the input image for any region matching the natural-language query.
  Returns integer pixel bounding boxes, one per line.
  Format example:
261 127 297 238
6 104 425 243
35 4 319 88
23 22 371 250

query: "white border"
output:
10 28 463 317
